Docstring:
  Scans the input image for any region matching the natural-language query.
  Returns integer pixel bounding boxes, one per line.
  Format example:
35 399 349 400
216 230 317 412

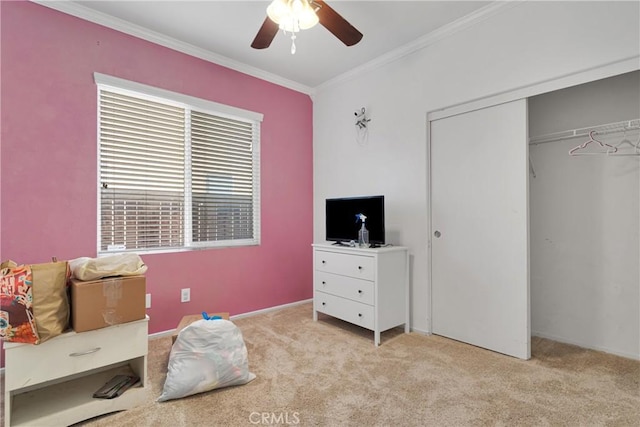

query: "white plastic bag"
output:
157 319 256 402
69 253 147 280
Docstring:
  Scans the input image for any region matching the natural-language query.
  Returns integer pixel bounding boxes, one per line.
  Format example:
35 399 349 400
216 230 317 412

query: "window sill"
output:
98 240 260 257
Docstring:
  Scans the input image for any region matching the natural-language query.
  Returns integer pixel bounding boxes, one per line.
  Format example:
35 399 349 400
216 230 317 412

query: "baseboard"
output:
410 327 430 336
149 298 313 340
229 298 313 321
532 331 640 360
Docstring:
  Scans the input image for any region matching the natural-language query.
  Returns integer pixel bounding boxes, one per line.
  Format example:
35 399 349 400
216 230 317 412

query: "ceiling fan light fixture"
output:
266 0 289 24
265 0 319 54
297 1 320 30
252 0 363 52
266 0 319 31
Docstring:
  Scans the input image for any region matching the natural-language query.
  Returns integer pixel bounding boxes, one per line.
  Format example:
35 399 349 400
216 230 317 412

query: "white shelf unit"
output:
312 244 410 345
3 316 149 427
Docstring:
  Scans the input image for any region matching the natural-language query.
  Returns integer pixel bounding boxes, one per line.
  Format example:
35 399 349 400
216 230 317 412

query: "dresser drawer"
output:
315 250 375 280
315 271 374 305
314 291 374 330
5 317 148 391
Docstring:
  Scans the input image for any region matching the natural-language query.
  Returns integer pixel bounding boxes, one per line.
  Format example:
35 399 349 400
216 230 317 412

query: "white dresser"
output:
312 244 409 345
3 316 149 427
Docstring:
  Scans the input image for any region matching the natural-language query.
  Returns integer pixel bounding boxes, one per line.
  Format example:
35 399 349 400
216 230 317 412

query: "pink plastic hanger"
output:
568 130 617 156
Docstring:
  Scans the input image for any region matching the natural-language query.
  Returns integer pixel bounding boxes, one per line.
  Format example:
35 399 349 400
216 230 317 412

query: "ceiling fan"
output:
251 0 363 53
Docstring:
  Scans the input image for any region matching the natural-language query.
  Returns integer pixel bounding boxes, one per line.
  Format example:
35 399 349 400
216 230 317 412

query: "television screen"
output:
325 195 385 246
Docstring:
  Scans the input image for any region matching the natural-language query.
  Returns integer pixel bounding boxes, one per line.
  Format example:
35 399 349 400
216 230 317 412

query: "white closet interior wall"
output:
528 70 640 359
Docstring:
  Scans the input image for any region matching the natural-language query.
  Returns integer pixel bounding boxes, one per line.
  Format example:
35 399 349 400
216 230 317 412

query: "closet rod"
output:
529 118 640 146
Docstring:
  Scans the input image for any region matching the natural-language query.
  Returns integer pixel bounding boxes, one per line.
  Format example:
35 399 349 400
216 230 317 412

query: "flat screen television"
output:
325 195 385 247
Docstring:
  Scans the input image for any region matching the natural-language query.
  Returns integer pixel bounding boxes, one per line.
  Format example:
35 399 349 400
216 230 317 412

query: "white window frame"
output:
95 73 263 255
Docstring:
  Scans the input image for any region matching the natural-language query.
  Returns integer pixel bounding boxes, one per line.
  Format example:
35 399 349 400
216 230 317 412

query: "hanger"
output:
568 130 617 156
606 125 640 156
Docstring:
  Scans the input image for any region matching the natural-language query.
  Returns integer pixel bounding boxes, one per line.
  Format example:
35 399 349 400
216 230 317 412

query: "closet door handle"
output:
434 230 441 238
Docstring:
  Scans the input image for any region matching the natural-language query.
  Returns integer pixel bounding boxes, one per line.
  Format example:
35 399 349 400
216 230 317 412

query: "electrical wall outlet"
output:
145 293 151 309
181 288 190 303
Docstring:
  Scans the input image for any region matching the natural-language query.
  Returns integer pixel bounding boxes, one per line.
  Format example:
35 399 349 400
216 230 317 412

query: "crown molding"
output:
315 0 523 93
31 0 314 95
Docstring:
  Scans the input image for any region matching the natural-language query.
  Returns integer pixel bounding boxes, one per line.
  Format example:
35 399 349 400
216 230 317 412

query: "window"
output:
95 73 262 254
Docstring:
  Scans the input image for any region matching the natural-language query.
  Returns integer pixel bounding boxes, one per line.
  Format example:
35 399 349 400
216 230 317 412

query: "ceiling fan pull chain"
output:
291 34 297 55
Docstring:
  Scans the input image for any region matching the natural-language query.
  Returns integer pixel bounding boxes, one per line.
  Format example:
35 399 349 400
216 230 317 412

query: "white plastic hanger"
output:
607 126 640 156
568 130 618 156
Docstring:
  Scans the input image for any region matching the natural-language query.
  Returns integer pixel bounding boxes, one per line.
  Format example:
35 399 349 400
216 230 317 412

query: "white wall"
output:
529 71 640 359
529 71 640 136
313 1 640 334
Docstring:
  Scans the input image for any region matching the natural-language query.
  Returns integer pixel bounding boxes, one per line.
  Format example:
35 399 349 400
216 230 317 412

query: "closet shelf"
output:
529 118 640 146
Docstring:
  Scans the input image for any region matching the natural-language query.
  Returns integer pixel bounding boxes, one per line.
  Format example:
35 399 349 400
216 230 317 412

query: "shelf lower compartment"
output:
9 363 148 427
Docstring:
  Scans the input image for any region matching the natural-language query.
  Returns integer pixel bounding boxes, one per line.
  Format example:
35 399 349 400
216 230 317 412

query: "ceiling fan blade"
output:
315 0 363 46
251 17 279 49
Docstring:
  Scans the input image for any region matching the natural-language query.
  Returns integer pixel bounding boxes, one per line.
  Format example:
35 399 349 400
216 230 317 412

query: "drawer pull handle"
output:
322 260 326 264
322 302 326 306
358 290 363 294
358 266 363 270
358 313 363 317
69 347 101 357
322 281 326 285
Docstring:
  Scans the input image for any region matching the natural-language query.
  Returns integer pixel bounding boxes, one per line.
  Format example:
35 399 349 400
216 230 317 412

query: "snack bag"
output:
0 263 39 344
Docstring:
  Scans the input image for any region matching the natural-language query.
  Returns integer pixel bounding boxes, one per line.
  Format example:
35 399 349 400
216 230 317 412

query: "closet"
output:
528 70 639 359
429 68 640 360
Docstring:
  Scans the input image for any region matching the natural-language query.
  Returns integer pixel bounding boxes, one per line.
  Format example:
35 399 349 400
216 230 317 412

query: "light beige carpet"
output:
6 302 640 426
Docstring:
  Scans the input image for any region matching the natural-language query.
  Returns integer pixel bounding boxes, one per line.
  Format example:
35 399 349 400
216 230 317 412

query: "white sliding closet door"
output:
430 99 530 359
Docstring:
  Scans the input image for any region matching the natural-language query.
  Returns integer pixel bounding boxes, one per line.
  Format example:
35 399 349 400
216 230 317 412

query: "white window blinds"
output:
191 111 257 243
97 78 261 254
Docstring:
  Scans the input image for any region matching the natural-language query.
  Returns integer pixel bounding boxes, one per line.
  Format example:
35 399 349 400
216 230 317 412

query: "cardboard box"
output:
70 275 146 333
171 312 229 344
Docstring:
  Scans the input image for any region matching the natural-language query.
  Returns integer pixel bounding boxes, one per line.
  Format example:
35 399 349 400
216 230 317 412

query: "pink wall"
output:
0 1 313 356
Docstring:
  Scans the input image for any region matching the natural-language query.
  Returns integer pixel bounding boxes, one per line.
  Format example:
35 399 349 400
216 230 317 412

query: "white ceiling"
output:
44 1 494 91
